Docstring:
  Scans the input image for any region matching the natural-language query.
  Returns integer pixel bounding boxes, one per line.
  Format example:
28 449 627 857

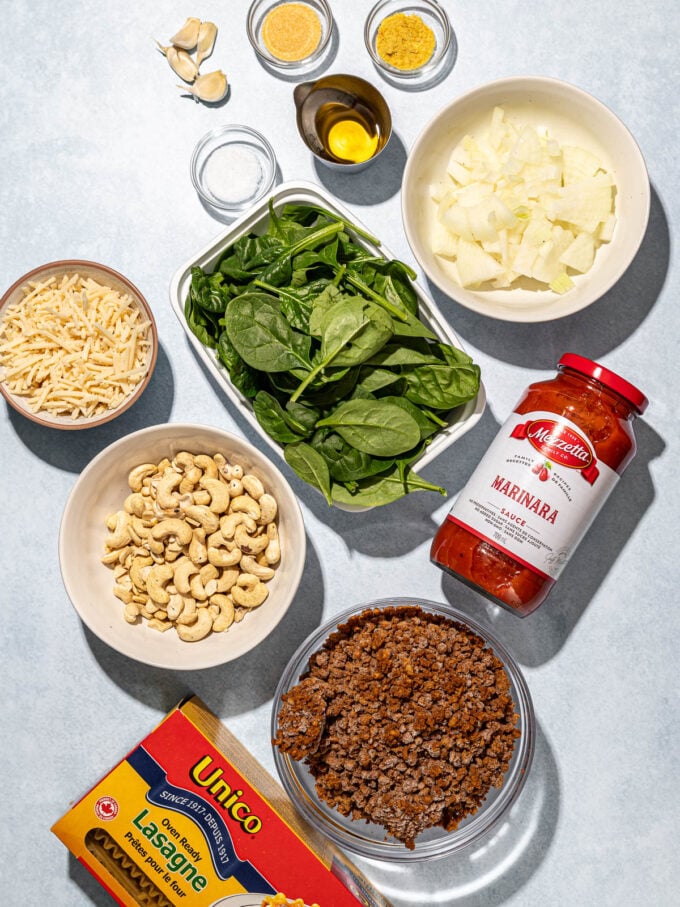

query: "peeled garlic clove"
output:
156 41 198 83
195 21 218 68
170 16 201 50
179 69 228 103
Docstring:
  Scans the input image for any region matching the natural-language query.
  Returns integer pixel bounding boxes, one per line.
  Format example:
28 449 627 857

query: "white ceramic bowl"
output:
402 76 650 322
169 181 486 510
0 260 157 428
59 423 306 669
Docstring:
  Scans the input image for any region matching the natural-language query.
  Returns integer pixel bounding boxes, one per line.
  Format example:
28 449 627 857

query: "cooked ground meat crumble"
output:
273 605 520 849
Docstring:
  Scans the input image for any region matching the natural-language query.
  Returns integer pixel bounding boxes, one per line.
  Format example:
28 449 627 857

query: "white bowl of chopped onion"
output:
0 260 157 428
402 76 650 322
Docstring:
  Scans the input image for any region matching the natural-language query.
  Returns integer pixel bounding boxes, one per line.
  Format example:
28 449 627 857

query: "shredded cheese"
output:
0 273 152 419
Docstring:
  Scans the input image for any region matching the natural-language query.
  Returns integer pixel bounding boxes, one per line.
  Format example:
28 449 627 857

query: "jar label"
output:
447 410 619 579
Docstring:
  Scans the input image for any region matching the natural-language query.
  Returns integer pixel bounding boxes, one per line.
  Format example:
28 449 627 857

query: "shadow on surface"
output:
83 537 325 719
438 417 663 666
425 184 669 368
313 131 407 205
355 719 559 907
7 342 174 473
69 854 113 906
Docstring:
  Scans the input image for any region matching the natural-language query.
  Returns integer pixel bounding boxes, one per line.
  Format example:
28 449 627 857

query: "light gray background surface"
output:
1 2 678 904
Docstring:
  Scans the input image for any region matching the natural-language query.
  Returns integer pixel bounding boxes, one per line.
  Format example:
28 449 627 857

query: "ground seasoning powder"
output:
261 2 322 62
274 605 520 850
375 12 436 70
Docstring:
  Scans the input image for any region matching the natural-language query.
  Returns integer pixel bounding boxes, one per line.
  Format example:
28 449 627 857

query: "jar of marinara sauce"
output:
431 354 648 617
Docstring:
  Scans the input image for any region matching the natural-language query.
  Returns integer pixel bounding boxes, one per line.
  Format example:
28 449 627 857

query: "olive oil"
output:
315 100 381 164
294 75 391 169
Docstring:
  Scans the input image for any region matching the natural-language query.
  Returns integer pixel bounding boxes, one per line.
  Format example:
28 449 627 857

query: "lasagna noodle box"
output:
51 695 392 907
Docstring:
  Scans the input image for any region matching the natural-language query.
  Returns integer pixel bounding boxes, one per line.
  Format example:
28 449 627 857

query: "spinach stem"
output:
343 273 408 322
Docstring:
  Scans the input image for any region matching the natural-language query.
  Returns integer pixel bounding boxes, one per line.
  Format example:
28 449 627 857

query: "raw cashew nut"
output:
210 593 235 632
166 593 185 622
264 522 280 565
240 555 276 581
146 563 174 605
176 596 198 625
215 567 240 593
123 602 140 624
220 512 256 540
231 574 269 609
130 555 153 591
230 494 261 521
113 584 134 604
155 472 183 511
173 556 199 595
184 504 220 534
200 477 230 514
151 517 193 547
177 608 213 642
257 493 278 525
124 493 146 517
234 523 269 555
148 617 173 633
173 451 195 471
194 454 218 479
227 478 243 497
190 563 219 601
128 463 157 492
105 511 131 549
242 474 265 500
189 527 208 565
207 532 242 567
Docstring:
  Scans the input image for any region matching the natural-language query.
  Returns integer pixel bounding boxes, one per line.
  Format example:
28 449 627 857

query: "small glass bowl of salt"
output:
190 125 278 216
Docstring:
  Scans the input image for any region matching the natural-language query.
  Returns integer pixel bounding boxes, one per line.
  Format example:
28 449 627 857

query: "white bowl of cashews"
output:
59 422 306 669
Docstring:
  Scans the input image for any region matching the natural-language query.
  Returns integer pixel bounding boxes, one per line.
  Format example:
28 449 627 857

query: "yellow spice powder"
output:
375 12 436 70
261 2 322 62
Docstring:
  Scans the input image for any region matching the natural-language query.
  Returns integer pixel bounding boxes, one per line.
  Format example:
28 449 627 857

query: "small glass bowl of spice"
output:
365 0 452 86
190 124 277 216
247 0 334 74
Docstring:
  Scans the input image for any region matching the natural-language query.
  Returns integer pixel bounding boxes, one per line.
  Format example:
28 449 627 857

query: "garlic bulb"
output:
170 16 201 50
179 69 228 103
196 21 218 68
156 42 198 83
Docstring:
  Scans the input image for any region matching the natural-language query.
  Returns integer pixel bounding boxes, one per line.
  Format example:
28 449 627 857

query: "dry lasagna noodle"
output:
85 828 173 907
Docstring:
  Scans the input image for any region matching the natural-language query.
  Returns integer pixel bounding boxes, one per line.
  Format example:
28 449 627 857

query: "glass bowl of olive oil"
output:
293 73 392 171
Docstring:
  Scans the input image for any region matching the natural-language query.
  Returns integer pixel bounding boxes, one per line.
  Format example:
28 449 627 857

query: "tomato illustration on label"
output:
531 460 552 481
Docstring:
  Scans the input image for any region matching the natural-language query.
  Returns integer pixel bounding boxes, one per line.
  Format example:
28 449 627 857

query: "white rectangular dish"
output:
169 180 485 504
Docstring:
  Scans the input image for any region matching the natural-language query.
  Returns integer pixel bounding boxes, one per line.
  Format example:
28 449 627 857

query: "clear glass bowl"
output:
247 0 334 74
190 125 277 215
271 597 535 862
364 0 451 85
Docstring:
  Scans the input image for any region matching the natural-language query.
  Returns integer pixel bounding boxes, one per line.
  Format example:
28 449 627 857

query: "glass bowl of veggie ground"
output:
271 597 535 861
402 76 650 322
169 180 485 510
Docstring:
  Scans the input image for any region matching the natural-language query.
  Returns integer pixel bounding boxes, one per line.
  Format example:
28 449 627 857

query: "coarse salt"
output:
203 143 263 205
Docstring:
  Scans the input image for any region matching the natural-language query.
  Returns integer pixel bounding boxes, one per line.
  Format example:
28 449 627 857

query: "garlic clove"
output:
170 16 201 50
179 69 228 103
195 21 218 68
156 41 198 83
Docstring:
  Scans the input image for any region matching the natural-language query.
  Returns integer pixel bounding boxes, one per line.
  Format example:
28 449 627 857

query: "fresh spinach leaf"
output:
331 464 446 507
253 391 306 443
284 441 333 505
316 399 421 456
403 363 481 409
226 292 312 373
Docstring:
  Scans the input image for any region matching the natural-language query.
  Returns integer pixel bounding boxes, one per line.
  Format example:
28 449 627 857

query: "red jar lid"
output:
558 353 648 414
